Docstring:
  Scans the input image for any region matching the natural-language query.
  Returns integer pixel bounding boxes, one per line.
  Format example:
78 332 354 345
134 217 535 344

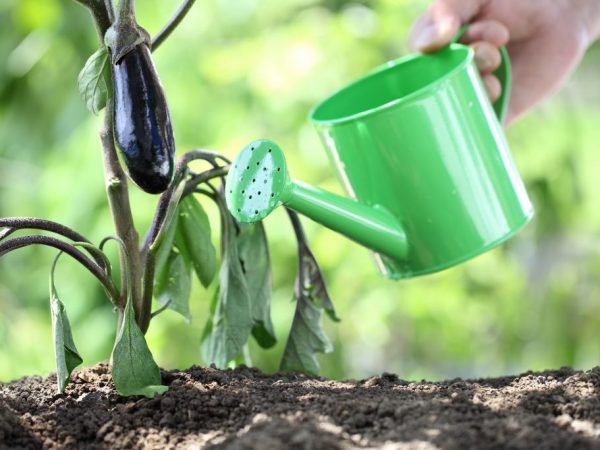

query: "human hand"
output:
408 0 600 124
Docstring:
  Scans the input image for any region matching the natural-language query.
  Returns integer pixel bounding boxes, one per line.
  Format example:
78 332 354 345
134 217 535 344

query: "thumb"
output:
408 0 485 53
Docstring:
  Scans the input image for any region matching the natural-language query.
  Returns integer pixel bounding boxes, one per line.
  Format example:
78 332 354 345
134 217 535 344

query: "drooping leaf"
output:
112 298 168 398
49 254 83 394
154 249 192 322
77 47 109 115
280 243 338 374
237 222 276 348
297 245 339 323
178 196 217 287
201 213 253 368
280 293 333 374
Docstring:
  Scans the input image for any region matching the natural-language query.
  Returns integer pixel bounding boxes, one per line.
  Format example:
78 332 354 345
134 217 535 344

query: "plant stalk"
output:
74 0 201 332
77 0 146 325
99 109 143 315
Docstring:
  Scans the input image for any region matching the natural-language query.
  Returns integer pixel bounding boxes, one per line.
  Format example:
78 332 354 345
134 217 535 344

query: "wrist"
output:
573 0 600 43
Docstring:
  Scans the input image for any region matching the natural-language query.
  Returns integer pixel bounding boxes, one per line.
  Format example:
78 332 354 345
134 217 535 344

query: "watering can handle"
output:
451 26 511 124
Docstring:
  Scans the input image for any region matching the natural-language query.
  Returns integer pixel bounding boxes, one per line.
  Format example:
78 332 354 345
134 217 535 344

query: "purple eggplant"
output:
112 44 175 194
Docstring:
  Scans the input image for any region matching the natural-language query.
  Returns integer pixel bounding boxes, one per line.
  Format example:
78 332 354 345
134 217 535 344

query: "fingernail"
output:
413 24 438 51
412 18 456 52
475 51 493 71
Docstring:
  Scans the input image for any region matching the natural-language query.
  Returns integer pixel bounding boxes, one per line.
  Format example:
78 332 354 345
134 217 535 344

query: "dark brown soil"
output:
2 364 600 450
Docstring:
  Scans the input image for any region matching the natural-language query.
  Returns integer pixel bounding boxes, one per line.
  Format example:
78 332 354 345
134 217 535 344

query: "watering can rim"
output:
309 43 474 127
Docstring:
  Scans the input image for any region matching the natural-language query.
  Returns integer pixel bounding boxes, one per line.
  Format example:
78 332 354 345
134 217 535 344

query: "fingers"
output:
408 12 459 52
472 41 502 73
461 20 509 74
460 20 510 47
408 1 508 106
408 0 489 52
482 74 501 102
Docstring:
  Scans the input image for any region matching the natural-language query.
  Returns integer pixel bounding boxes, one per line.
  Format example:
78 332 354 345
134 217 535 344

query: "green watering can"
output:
225 39 533 280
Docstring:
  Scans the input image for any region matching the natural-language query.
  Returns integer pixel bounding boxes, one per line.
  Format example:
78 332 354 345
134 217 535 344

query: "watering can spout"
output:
225 140 408 262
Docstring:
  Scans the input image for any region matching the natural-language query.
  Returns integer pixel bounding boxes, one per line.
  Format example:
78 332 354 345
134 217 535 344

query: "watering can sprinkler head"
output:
226 139 409 263
226 140 291 224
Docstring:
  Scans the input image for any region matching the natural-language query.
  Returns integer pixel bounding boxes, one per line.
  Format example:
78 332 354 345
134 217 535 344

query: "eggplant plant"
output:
0 0 338 397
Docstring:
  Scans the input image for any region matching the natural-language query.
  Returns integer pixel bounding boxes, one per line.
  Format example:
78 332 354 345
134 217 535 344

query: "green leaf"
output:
280 293 333 374
77 47 109 115
201 214 253 368
280 244 338 374
154 249 192 322
49 254 83 394
237 222 276 348
178 196 217 287
112 298 168 398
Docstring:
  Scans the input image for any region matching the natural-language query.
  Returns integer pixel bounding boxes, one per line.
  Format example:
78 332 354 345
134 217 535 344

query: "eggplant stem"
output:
104 0 115 22
117 0 135 23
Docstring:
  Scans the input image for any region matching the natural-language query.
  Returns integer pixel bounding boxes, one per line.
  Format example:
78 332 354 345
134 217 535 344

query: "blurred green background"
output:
1 0 600 383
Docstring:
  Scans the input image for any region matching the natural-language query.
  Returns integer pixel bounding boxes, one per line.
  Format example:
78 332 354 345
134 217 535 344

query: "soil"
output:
2 364 600 450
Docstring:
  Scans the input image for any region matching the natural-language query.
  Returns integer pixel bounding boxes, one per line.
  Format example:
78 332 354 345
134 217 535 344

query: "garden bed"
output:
2 363 600 449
